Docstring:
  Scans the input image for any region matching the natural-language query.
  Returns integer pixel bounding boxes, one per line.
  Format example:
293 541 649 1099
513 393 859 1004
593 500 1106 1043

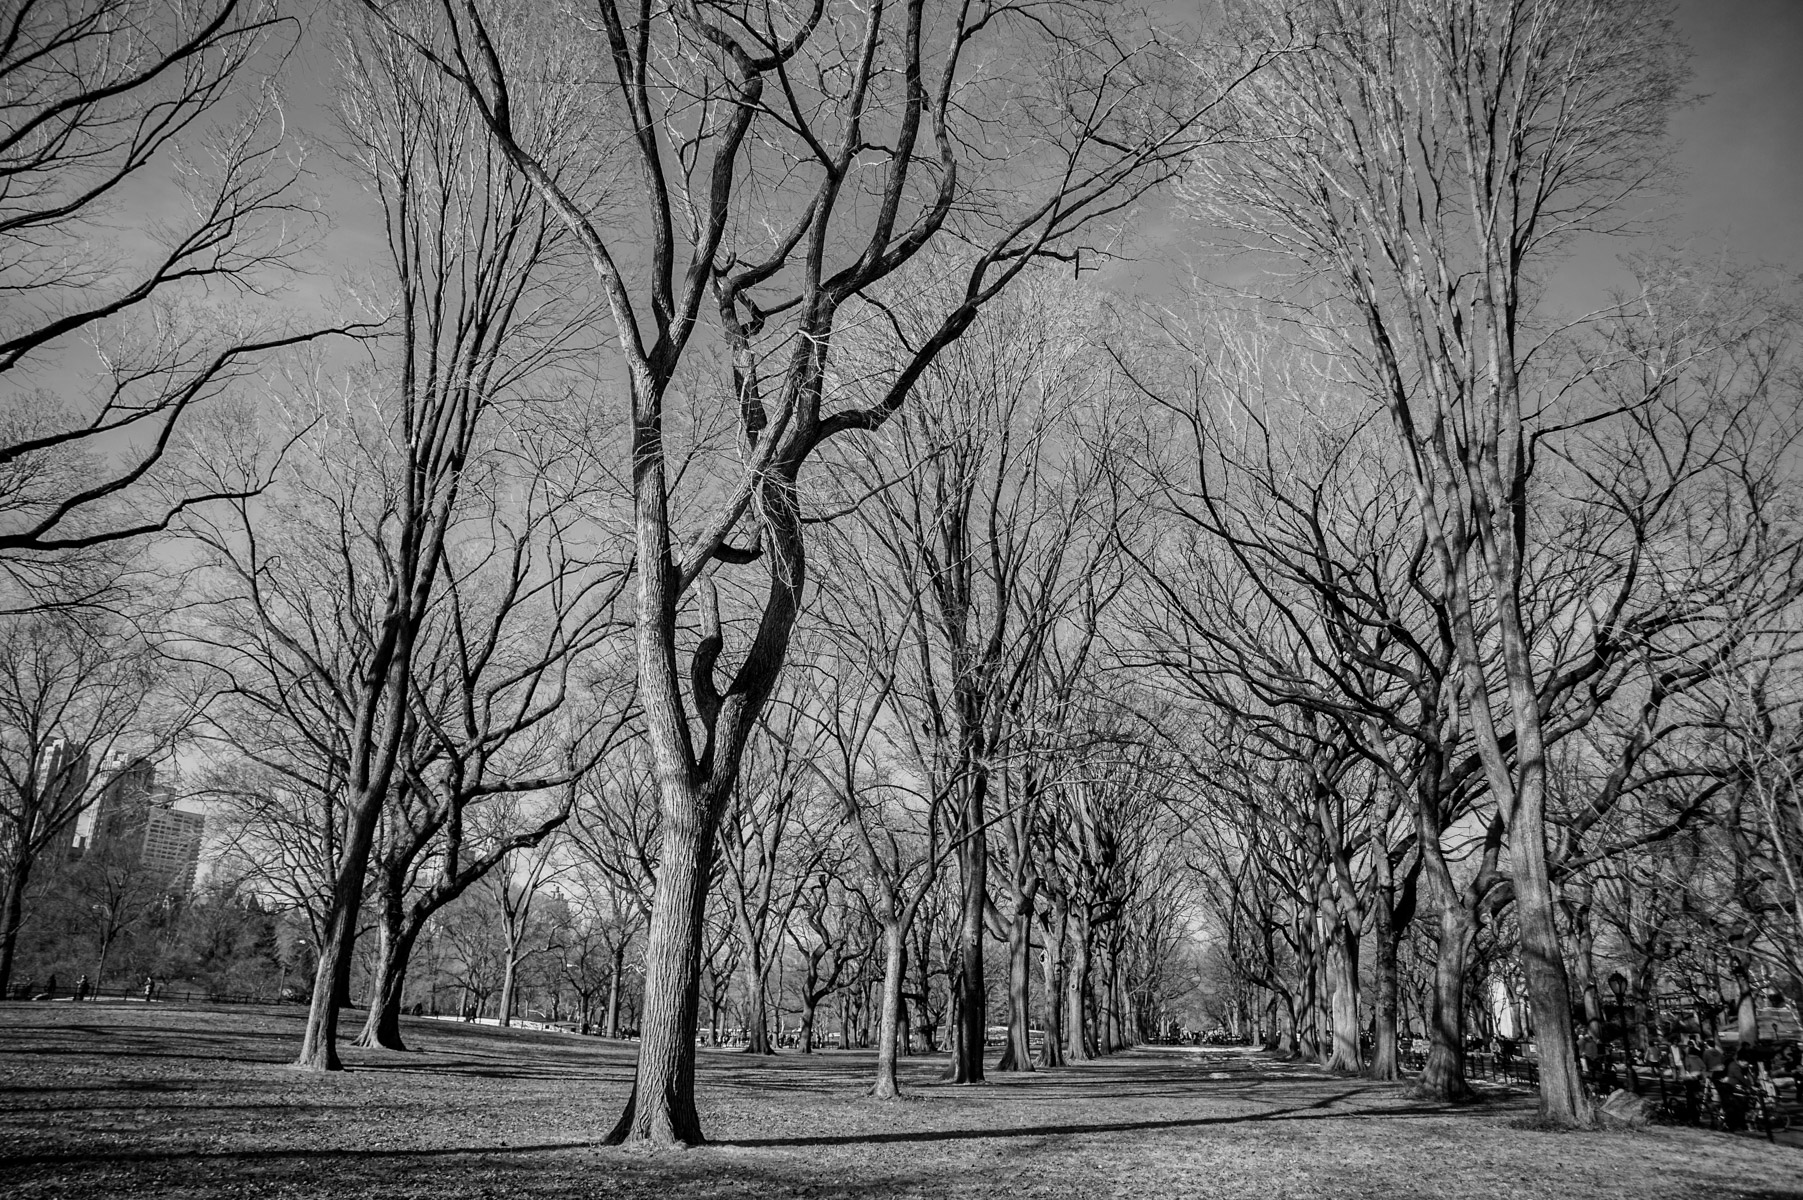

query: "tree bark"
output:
1065 926 1094 1062
1327 919 1361 1073
871 922 907 1098
498 953 519 1028
798 991 818 1053
949 780 988 1083
1413 902 1477 1103
295 792 383 1071
738 938 773 1055
1368 903 1402 1082
603 949 622 1037
1038 914 1066 1068
1102 937 1127 1054
355 901 422 1050
996 909 1035 1071
0 857 30 999
1509 785 1591 1124
604 777 717 1146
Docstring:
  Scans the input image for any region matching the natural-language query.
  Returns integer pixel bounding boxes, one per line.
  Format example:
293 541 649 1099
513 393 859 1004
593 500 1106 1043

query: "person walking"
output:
74 974 88 1002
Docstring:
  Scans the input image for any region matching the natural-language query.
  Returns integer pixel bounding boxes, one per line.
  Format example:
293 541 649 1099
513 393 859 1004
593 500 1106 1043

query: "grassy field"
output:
0 1003 1795 1199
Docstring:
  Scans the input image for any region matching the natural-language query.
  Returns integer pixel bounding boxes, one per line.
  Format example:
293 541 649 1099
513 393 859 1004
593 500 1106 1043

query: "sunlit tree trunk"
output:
1327 921 1361 1074
872 924 908 1099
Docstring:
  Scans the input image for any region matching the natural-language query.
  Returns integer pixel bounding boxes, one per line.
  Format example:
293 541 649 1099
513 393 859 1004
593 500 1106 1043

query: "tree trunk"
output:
1368 902 1401 1082
295 792 383 1071
739 940 772 1055
1295 930 1320 1061
1038 918 1066 1068
996 910 1034 1072
1065 928 1094 1062
1509 790 1591 1125
604 779 715 1146
1730 931 1759 1044
1327 919 1361 1073
355 903 421 1050
498 949 519 1028
872 921 906 1099
950 792 988 1083
1104 938 1131 1053
0 858 31 999
798 992 817 1053
1413 902 1477 1102
604 947 624 1037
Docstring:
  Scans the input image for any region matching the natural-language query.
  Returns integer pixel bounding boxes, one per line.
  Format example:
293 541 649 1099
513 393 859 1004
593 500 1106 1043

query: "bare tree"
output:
1185 0 1694 1124
823 276 1135 1081
0 0 365 605
371 0 1268 1144
184 6 602 1068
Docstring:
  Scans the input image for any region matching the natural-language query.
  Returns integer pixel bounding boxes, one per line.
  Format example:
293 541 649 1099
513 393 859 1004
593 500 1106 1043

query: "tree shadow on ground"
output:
0 1085 1493 1167
711 1088 1494 1148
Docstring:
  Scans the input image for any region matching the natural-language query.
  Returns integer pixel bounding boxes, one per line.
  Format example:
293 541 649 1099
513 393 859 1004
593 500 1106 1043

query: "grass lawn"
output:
0 1003 1795 1199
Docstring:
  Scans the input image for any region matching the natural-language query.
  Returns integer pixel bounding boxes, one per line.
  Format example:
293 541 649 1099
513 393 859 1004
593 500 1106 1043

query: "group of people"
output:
1581 1029 1801 1132
8 974 160 1003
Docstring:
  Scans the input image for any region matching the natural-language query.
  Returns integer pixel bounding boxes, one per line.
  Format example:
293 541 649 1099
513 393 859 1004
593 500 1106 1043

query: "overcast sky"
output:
1669 0 1803 271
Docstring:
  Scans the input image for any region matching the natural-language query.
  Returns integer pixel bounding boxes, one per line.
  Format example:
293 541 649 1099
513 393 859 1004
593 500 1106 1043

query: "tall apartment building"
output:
139 803 205 895
67 755 204 896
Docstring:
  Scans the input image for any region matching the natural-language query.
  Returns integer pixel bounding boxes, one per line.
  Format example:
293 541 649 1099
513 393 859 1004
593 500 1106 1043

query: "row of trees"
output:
1139 0 1803 1128
3 0 1798 1144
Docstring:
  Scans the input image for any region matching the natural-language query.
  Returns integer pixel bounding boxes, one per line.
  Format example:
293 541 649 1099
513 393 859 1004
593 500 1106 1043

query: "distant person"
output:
142 976 154 1003
1771 1045 1800 1102
1578 1031 1601 1080
74 974 88 1002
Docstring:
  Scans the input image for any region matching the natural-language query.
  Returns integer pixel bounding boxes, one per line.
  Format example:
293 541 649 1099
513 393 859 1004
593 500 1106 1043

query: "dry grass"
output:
0 1002 1795 1199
